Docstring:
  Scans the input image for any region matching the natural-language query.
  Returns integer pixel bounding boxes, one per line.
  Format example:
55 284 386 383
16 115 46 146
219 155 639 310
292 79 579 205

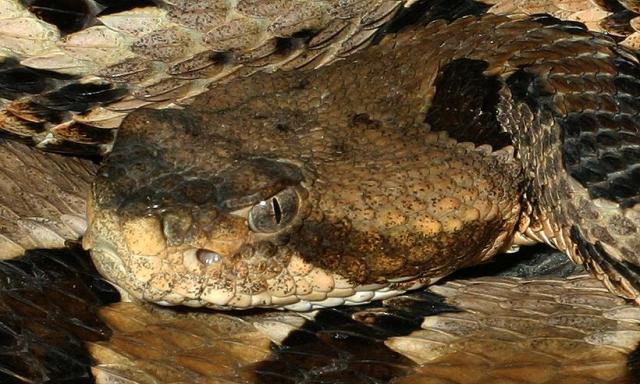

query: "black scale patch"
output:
0 58 75 100
254 292 457 383
570 225 640 297
452 244 585 279
0 78 128 156
21 0 93 34
592 0 628 12
561 55 640 208
370 0 491 47
0 57 127 153
629 345 640 383
0 58 81 142
594 0 640 38
500 16 640 208
425 58 512 149
601 10 638 36
94 0 157 16
0 248 119 384
378 0 490 36
21 0 157 34
32 82 128 113
527 13 593 30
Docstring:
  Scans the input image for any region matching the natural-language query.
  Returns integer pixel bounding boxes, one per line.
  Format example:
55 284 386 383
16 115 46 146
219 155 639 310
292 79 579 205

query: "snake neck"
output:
493 35 640 301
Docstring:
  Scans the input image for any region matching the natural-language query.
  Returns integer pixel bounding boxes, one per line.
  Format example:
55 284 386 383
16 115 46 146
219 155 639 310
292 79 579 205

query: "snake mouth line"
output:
85 226 435 310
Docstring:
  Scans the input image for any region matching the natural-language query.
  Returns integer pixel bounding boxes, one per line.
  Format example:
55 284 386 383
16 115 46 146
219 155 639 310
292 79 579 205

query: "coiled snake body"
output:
0 0 640 384
1 0 640 380
82 3 640 311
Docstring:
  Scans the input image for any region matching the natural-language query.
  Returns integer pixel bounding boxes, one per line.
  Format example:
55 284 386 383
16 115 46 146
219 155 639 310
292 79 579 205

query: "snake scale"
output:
1 0 640 383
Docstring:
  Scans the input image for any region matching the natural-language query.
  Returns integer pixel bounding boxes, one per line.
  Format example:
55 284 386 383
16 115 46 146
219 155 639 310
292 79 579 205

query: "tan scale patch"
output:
390 274 640 384
122 216 165 256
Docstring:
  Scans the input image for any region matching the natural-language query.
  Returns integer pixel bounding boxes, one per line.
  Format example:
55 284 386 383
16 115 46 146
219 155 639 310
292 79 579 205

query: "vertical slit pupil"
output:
272 197 282 224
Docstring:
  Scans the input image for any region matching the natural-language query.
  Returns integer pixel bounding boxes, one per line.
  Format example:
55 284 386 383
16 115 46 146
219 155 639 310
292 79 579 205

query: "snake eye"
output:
248 188 300 233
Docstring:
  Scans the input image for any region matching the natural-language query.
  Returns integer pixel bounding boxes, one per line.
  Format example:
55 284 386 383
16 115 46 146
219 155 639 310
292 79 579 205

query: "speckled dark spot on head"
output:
351 113 382 130
289 217 503 286
426 58 511 148
215 158 305 211
275 123 290 133
294 79 310 90
182 179 218 205
330 141 351 157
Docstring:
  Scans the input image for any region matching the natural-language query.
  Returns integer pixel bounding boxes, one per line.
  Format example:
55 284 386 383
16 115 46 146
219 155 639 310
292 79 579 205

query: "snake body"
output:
0 0 638 311
80 11 639 310
1 1 640 382
1 0 640 153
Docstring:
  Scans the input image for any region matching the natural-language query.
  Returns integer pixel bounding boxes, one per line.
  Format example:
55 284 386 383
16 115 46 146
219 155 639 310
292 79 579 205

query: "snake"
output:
2 0 640 381
1 0 640 311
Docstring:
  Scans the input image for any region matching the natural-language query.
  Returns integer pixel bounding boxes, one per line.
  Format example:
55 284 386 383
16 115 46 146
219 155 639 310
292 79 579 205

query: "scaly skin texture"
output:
0 0 415 153
390 274 640 384
88 275 640 384
0 140 95 258
0 2 639 382
1 0 640 154
83 13 640 310
85 103 521 310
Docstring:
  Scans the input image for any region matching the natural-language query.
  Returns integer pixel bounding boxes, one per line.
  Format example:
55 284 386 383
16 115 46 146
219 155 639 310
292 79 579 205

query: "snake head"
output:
83 65 523 311
83 108 336 309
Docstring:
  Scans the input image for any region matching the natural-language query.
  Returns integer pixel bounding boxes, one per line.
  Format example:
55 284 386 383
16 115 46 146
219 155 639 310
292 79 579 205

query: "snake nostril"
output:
196 249 222 265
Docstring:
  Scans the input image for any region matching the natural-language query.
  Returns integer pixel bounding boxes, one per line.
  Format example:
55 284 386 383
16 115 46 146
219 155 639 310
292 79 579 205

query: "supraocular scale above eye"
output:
248 187 300 233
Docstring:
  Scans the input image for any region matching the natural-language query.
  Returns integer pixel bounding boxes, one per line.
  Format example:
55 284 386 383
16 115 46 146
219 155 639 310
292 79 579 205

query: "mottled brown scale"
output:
5 4 640 379
81 12 640 310
95 22 549 310
4 0 640 156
